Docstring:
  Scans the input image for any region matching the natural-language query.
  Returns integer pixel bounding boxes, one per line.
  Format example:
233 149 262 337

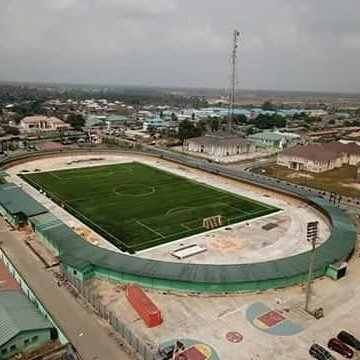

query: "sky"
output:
1 0 360 93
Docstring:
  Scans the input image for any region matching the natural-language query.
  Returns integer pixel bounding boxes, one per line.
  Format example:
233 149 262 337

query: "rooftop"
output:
0 261 20 291
0 291 52 347
188 133 250 147
281 141 360 161
0 183 48 218
21 116 65 125
249 131 285 141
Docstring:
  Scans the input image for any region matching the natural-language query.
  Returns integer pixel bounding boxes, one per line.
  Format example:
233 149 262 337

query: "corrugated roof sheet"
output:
249 131 285 141
0 291 52 347
0 261 20 291
0 183 48 217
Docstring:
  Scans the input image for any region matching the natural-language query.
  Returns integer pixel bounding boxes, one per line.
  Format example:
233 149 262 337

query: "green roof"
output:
249 131 285 141
85 116 103 127
106 114 131 123
0 291 52 347
0 183 48 218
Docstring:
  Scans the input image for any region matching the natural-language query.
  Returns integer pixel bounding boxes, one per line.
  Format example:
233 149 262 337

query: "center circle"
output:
113 184 155 197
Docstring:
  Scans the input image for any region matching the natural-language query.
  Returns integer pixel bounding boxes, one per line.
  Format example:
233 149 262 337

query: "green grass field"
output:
22 162 278 252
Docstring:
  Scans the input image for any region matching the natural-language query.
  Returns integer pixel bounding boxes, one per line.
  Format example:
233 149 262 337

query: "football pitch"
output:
22 162 279 252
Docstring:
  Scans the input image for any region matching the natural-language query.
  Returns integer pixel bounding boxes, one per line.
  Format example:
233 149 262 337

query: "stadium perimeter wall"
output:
0 148 357 293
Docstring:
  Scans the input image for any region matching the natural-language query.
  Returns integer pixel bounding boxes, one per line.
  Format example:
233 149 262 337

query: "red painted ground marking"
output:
226 331 243 343
257 310 286 327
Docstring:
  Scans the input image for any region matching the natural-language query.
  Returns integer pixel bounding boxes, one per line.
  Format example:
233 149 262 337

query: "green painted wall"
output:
0 329 51 359
90 265 324 294
0 205 17 225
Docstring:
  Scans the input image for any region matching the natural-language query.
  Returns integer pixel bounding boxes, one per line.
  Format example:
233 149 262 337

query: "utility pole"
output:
305 221 319 313
228 29 240 133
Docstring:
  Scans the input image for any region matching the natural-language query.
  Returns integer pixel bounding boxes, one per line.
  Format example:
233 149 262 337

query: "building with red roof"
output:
277 141 360 173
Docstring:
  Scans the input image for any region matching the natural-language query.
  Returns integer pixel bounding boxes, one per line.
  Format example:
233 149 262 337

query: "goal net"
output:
202 215 222 230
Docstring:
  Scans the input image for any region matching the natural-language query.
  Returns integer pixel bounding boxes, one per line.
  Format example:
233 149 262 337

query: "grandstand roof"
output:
0 183 48 218
2 150 357 292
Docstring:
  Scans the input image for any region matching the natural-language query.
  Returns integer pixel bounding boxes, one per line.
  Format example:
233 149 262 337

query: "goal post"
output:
202 215 222 230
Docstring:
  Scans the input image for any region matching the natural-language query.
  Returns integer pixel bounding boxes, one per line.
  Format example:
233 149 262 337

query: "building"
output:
248 131 292 151
277 142 360 173
105 114 133 128
142 118 164 132
0 183 48 225
20 116 70 132
0 291 54 359
183 133 255 162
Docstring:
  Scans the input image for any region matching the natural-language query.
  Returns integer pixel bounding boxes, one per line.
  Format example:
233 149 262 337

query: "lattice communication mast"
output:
228 29 240 132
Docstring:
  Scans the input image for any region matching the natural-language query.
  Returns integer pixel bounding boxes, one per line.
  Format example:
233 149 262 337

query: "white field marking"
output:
165 207 194 216
218 307 244 319
112 185 156 197
135 219 165 238
226 204 251 215
136 209 283 254
49 173 63 181
181 223 192 230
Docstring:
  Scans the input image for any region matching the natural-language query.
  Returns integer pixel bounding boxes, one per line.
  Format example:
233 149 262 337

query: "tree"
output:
209 118 221 132
251 114 286 129
233 114 248 125
148 125 157 136
66 113 85 130
171 112 178 121
178 120 203 140
245 126 255 136
4 126 20 136
262 100 275 111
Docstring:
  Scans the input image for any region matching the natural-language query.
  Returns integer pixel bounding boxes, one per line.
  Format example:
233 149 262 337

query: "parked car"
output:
156 344 175 360
338 331 360 351
309 344 336 360
328 338 353 358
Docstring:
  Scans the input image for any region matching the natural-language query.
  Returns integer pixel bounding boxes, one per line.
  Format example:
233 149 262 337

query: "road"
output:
0 218 133 360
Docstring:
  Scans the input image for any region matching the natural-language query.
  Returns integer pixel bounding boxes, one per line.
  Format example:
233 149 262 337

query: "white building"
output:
183 133 255 163
20 116 70 132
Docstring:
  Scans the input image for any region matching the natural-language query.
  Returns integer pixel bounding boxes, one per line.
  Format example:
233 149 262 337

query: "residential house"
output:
277 141 360 173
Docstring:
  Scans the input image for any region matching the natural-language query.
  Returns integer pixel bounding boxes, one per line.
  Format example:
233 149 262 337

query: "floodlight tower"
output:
228 29 240 133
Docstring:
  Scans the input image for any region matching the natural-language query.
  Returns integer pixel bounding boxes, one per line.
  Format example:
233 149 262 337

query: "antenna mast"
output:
228 29 240 132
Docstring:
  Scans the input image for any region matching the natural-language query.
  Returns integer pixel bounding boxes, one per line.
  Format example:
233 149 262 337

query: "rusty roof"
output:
0 261 20 291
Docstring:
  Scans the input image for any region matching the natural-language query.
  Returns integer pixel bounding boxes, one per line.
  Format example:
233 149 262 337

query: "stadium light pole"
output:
305 221 319 313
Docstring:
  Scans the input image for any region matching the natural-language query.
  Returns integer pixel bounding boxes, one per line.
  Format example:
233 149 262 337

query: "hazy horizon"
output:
1 0 360 93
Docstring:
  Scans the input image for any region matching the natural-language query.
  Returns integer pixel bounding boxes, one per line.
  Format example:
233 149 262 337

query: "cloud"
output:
0 0 360 92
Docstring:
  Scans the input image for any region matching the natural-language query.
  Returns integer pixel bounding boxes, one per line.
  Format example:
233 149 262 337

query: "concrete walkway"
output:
0 219 133 360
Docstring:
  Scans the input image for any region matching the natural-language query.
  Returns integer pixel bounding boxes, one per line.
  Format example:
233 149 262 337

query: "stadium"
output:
0 149 356 293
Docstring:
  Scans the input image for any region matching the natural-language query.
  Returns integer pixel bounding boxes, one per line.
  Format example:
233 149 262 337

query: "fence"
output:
60 265 156 360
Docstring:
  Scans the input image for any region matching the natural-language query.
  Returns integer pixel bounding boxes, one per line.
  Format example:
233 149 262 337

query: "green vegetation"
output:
23 162 278 252
66 113 85 129
254 164 359 198
178 119 205 140
250 114 287 129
